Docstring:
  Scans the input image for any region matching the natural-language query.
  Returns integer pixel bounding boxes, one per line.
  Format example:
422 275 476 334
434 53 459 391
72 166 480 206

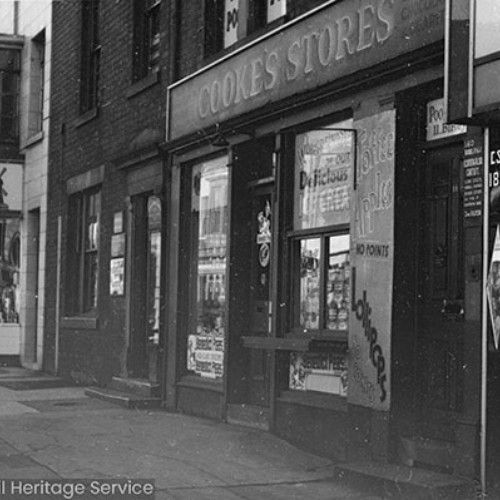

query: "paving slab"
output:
0 367 382 500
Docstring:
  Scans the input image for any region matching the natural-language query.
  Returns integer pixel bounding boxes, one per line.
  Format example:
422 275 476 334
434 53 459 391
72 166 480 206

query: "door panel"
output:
248 187 273 407
417 144 464 439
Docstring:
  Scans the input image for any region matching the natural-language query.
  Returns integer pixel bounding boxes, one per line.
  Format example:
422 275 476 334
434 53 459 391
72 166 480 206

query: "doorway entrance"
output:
394 141 466 472
247 184 273 407
128 193 162 382
416 143 464 442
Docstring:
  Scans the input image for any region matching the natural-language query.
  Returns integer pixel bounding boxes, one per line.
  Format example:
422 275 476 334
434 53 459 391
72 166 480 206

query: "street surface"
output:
0 367 382 500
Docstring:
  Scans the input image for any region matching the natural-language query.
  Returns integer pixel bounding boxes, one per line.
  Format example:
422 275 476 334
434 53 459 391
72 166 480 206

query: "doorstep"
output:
84 386 161 410
334 461 478 500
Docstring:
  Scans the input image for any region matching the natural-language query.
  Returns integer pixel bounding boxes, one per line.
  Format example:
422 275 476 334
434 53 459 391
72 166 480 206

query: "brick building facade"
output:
42 0 497 495
45 0 170 385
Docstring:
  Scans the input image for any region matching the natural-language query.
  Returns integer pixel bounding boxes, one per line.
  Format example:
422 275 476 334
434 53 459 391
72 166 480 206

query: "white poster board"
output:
267 0 286 23
348 110 395 411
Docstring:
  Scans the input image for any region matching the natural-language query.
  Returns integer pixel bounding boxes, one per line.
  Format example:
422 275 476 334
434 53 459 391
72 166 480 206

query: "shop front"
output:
162 0 473 469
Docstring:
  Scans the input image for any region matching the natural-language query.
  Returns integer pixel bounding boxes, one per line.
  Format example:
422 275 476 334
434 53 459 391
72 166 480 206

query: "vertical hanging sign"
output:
487 226 500 350
348 110 395 412
267 0 286 23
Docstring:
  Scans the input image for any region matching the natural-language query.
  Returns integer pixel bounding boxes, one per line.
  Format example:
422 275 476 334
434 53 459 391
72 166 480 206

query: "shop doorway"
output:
415 143 464 442
226 136 275 426
129 194 162 382
247 185 273 407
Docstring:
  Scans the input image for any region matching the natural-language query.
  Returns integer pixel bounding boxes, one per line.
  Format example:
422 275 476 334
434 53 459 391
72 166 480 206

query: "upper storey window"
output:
205 0 286 57
203 0 329 58
0 48 20 141
133 0 161 81
80 0 100 113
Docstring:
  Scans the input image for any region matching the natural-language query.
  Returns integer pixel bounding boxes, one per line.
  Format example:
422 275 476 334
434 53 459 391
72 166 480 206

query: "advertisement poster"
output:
348 110 395 411
463 128 483 224
109 258 125 296
294 128 354 230
187 334 224 378
487 226 500 350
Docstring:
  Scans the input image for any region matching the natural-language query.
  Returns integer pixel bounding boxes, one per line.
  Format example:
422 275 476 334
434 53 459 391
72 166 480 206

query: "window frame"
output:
0 47 20 142
287 226 350 341
80 0 101 114
181 154 230 381
28 30 45 137
66 187 101 316
133 0 161 82
205 0 283 57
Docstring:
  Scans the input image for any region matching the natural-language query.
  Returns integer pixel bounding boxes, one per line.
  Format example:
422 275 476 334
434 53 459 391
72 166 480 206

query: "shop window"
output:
66 188 101 315
80 0 100 113
0 48 20 141
186 156 228 379
27 30 45 138
133 0 161 82
295 234 350 332
287 124 354 396
0 225 20 324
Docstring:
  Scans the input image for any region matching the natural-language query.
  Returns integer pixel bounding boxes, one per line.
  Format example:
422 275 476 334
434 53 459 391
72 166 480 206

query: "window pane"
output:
299 238 321 330
0 222 20 324
289 351 347 396
187 156 228 379
294 126 354 230
475 0 500 59
326 235 350 331
84 251 98 311
148 230 161 344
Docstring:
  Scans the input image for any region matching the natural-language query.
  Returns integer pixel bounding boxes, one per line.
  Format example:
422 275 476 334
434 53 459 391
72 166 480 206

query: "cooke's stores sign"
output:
167 0 444 141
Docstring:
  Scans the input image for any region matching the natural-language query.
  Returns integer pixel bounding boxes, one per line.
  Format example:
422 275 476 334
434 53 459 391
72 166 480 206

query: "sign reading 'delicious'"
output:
0 479 155 500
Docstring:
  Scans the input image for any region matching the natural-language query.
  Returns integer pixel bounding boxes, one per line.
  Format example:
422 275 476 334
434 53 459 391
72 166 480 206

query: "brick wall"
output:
45 0 170 384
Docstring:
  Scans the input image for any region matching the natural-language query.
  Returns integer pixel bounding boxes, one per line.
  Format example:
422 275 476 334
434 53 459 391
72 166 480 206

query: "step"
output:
334 462 477 500
398 436 454 472
226 403 270 431
84 386 161 410
108 377 160 398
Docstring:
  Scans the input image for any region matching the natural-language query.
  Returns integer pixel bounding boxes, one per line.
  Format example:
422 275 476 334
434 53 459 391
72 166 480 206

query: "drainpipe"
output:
481 126 490 495
13 1 19 35
55 215 62 375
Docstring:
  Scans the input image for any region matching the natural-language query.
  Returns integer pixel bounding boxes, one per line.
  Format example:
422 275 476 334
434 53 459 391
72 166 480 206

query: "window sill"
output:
61 316 98 330
177 374 224 393
126 71 160 99
73 107 98 129
286 330 349 344
242 336 310 351
25 130 44 148
278 389 347 412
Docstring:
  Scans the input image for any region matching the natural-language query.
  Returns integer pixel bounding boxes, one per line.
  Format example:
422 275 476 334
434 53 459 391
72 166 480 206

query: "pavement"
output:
0 366 383 500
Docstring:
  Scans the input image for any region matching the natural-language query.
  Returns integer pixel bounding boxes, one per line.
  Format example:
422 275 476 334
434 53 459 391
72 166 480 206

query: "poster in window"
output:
487 226 500 350
348 110 395 412
109 257 125 296
224 0 248 48
294 128 354 230
267 0 286 23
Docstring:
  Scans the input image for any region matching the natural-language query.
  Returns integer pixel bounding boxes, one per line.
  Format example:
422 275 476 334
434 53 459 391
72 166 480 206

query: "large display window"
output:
287 122 354 396
186 156 228 380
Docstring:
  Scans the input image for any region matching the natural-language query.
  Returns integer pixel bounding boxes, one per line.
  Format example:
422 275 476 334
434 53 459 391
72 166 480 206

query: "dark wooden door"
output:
417 144 464 440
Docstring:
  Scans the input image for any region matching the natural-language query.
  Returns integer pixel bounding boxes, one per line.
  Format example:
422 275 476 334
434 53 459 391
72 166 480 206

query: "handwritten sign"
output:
426 98 466 141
